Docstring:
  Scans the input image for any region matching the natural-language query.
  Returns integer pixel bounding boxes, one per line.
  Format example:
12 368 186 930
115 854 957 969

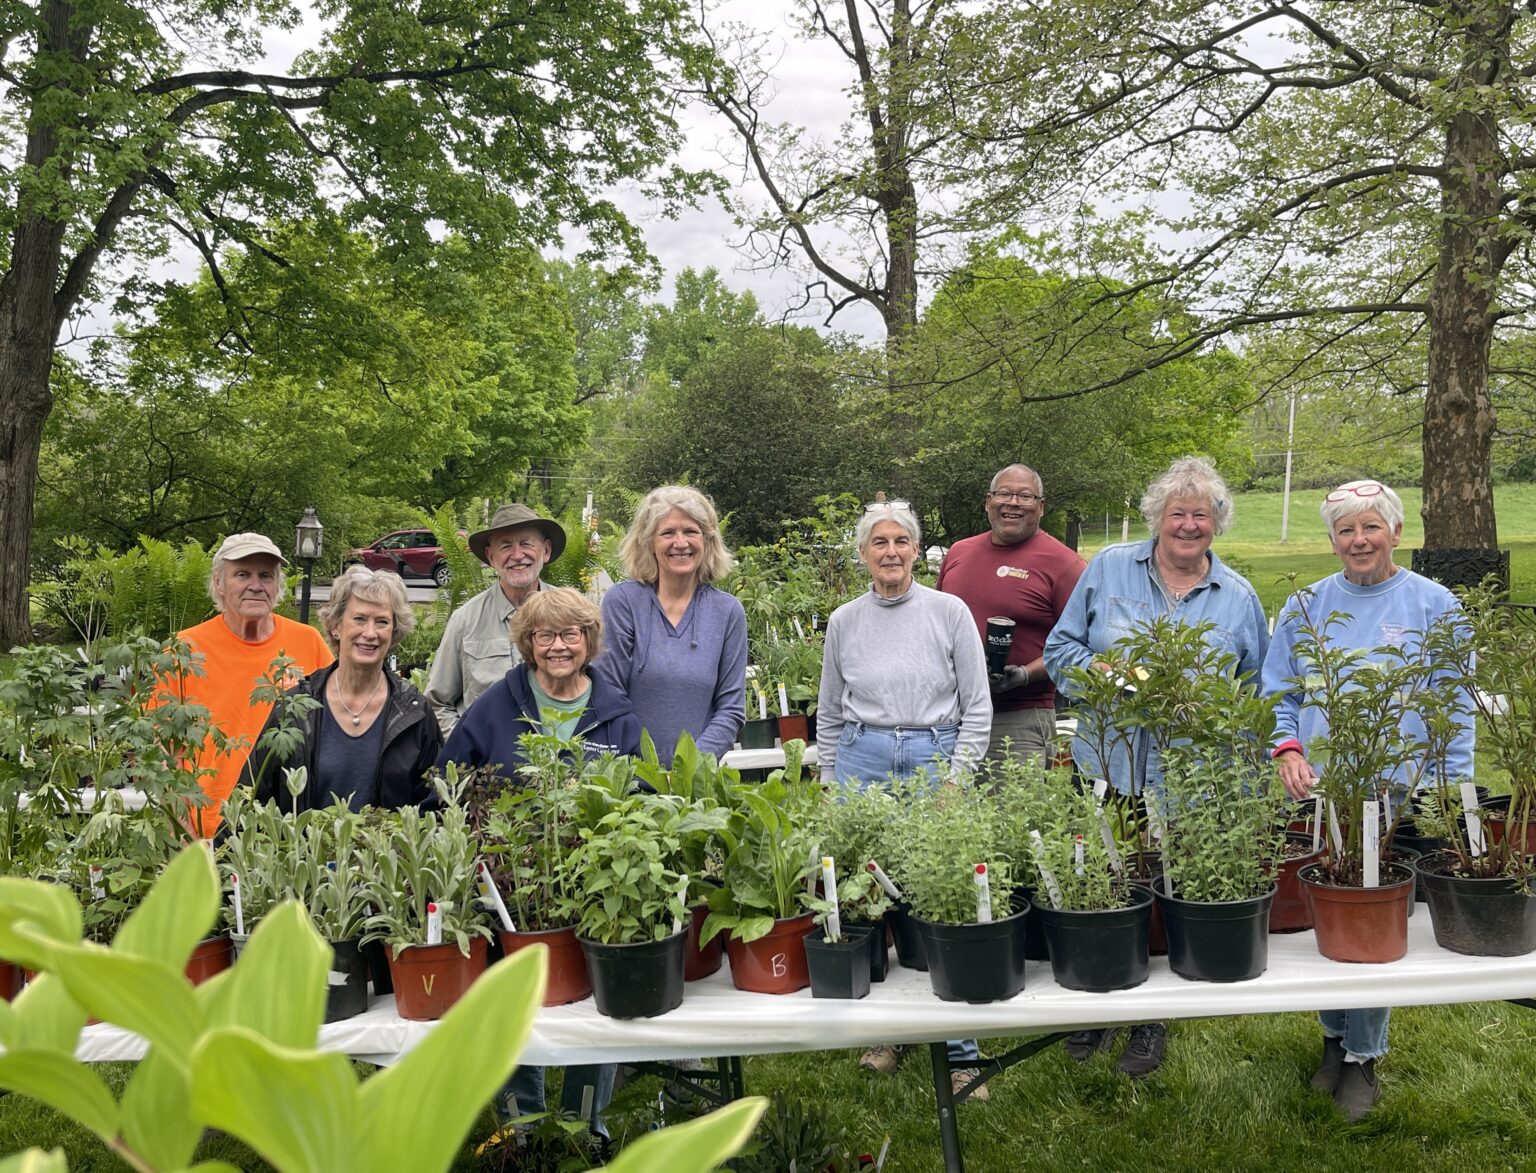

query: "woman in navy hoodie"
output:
437 586 637 1144
439 587 640 781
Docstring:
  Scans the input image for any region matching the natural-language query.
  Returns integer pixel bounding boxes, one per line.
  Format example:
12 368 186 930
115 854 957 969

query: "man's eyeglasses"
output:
988 490 1042 504
1324 482 1386 503
531 628 585 647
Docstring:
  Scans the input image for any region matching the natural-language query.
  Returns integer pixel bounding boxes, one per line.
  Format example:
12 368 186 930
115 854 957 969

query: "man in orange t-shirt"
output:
175 533 332 836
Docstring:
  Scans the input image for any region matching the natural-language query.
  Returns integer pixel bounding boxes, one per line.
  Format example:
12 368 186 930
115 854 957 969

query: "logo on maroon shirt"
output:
995 566 1031 580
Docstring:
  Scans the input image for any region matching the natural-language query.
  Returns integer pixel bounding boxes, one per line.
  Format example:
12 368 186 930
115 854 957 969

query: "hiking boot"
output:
859 1043 911 1075
1310 1035 1346 1092
1334 1058 1380 1122
1118 1023 1168 1078
1063 1027 1121 1062
951 1068 991 1102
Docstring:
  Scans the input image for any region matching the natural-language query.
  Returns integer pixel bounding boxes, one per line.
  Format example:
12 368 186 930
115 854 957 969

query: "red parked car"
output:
345 529 453 586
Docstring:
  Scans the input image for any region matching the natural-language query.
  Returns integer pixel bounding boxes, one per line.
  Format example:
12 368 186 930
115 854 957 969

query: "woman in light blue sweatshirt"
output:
1260 478 1474 1124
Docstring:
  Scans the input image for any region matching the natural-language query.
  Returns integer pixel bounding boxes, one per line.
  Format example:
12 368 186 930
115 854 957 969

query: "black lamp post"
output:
294 506 324 624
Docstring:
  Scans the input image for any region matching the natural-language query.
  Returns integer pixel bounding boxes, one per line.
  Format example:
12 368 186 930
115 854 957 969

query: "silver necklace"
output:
334 674 382 727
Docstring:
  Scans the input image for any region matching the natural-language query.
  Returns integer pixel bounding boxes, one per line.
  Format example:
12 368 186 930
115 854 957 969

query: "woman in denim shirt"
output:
1042 455 1268 1077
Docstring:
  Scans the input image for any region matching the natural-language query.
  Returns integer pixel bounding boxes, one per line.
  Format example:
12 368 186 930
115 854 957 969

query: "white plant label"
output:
1311 793 1325 853
1461 781 1486 858
89 865 105 901
477 860 516 933
673 873 690 936
1092 778 1109 802
1074 834 1086 877
230 872 245 935
876 1138 890 1172
822 858 841 941
807 843 822 899
1144 799 1166 844
1362 801 1380 888
1095 805 1123 873
867 860 903 900
756 688 768 720
426 901 442 946
1029 831 1064 910
1327 800 1345 857
777 682 791 718
974 863 993 924
792 616 805 640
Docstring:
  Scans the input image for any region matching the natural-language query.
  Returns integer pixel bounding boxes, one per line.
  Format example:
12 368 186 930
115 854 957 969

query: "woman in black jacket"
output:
247 566 440 813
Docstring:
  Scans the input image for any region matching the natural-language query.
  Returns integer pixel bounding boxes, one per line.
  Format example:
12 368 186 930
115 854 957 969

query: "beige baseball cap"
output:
215 533 288 564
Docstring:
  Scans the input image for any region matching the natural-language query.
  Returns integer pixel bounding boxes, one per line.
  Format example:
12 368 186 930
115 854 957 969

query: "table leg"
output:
930 1041 965 1173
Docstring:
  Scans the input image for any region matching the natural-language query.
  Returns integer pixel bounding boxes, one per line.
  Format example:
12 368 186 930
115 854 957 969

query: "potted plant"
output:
883 771 1029 1003
1283 590 1462 963
463 740 593 1006
220 790 374 1020
1409 588 1536 956
809 782 898 982
1111 619 1287 982
701 744 821 994
566 786 696 1018
802 858 872 1002
359 799 490 1020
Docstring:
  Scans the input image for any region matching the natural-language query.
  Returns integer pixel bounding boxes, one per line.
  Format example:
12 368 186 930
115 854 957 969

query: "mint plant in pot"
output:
884 771 1027 1004
701 750 821 994
810 781 899 983
1409 590 1536 956
566 787 696 1018
359 800 491 1020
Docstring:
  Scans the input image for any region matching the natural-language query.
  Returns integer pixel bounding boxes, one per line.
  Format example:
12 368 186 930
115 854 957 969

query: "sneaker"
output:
1334 1058 1380 1122
1118 1022 1168 1078
859 1043 910 1075
1310 1036 1346 1092
950 1068 991 1102
1063 1027 1121 1062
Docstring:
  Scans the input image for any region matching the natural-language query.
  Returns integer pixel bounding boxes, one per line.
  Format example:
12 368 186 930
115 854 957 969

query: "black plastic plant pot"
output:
803 930 872 1000
1418 852 1536 957
325 936 371 1023
738 718 778 750
887 902 928 971
579 928 687 1019
1019 887 1050 961
1034 885 1153 993
1153 878 1275 983
1387 843 1421 917
911 905 1029 1004
361 936 393 997
847 920 888 982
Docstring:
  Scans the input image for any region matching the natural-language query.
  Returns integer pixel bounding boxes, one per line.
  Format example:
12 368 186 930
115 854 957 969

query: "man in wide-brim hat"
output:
426 503 568 735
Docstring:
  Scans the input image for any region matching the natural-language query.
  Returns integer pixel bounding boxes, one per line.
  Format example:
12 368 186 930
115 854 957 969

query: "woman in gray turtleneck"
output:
816 500 991 786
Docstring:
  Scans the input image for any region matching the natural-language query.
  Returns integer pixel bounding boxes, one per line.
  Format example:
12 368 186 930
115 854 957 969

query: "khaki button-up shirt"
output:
425 580 542 735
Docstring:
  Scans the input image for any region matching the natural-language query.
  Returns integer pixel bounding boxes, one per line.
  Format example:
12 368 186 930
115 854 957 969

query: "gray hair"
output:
855 503 922 551
1139 456 1234 536
989 464 1043 495
619 485 734 584
1320 479 1405 534
318 566 415 652
208 554 288 611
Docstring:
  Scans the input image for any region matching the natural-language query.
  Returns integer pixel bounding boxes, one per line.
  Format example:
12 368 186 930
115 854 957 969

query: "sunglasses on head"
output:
1324 482 1386 503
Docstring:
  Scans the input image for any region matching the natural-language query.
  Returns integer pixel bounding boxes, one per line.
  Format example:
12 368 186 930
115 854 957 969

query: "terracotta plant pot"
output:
1487 815 1536 856
1299 862 1414 963
777 714 809 745
386 935 489 1020
725 912 814 994
684 902 725 981
0 961 18 1002
185 936 234 985
498 924 592 1006
1270 832 1327 932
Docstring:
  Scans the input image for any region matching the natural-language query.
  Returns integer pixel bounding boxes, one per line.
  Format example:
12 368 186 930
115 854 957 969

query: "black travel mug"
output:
985 616 1015 676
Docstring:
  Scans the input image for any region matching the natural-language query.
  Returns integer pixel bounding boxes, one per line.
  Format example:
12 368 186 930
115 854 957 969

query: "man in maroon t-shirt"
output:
936 464 1086 762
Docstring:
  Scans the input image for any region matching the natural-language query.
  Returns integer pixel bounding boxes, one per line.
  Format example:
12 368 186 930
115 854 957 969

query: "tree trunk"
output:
1421 108 1501 552
0 298 59 649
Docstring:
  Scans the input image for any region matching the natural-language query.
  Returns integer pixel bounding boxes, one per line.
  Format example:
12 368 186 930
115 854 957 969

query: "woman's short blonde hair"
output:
319 566 415 652
619 485 734 584
510 587 603 666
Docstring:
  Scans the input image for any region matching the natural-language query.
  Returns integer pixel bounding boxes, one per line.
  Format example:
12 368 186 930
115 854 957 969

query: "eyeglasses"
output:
988 490 1042 504
531 627 585 647
865 499 911 513
1324 482 1386 503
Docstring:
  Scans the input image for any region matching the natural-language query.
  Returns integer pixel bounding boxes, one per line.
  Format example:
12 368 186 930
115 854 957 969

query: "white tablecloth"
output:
720 746 819 771
72 914 1536 1065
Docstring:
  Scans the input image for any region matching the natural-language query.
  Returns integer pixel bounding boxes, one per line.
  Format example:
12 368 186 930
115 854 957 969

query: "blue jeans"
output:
500 1064 617 1137
1319 1008 1389 1061
835 722 974 1065
835 722 959 791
